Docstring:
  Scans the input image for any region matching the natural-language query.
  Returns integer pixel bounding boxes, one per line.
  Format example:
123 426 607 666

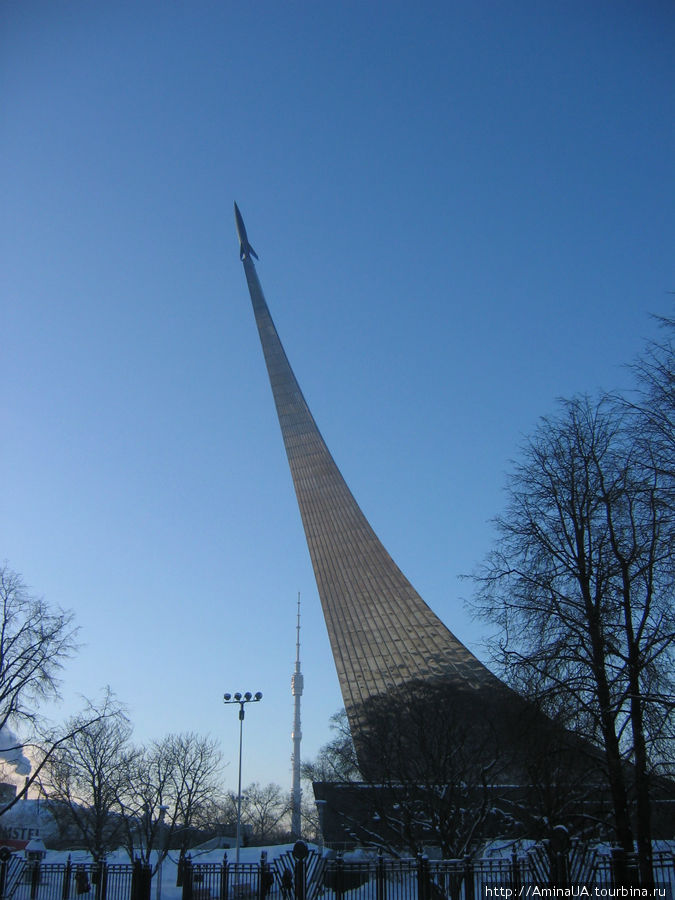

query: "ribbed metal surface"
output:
241 256 499 725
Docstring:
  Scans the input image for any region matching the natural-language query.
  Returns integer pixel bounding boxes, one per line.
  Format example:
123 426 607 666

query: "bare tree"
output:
166 732 223 852
40 690 131 859
116 732 224 867
307 688 514 858
298 794 323 845
301 710 360 784
0 564 81 814
116 741 169 867
627 313 674 489
358 681 508 857
472 395 674 883
238 782 289 845
0 565 78 736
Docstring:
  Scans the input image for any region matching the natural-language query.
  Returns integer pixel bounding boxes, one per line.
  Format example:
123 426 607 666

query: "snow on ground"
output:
40 843 318 865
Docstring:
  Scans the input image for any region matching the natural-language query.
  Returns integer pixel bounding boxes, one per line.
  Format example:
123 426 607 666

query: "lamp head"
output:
223 693 232 701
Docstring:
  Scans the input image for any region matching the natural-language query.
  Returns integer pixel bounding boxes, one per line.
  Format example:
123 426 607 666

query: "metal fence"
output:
2 848 673 900
183 862 261 900
1 860 146 900
319 852 675 900
181 848 675 900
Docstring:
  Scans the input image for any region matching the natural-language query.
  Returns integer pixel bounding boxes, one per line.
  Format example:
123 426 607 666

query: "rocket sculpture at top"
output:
234 202 258 261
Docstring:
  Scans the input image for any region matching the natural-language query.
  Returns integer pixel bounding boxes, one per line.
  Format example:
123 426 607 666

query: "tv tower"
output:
290 593 303 838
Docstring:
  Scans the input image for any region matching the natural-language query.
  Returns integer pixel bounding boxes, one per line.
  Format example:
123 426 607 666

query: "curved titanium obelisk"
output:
235 204 500 741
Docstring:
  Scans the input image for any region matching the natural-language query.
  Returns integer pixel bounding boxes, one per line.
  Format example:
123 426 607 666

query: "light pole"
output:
155 805 167 900
223 691 262 864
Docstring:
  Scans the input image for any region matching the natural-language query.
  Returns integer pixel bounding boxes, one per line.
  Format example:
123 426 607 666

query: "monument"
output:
234 205 509 747
234 205 675 852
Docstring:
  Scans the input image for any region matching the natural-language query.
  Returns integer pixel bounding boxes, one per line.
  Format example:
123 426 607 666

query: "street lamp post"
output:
223 691 262 864
155 805 167 900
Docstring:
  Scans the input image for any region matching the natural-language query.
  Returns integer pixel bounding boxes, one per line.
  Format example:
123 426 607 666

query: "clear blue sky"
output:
1 2 673 794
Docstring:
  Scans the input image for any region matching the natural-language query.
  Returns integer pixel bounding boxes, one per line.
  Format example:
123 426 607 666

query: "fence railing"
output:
0 859 148 900
184 847 675 900
1 847 673 900
182 861 261 900
317 851 675 900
